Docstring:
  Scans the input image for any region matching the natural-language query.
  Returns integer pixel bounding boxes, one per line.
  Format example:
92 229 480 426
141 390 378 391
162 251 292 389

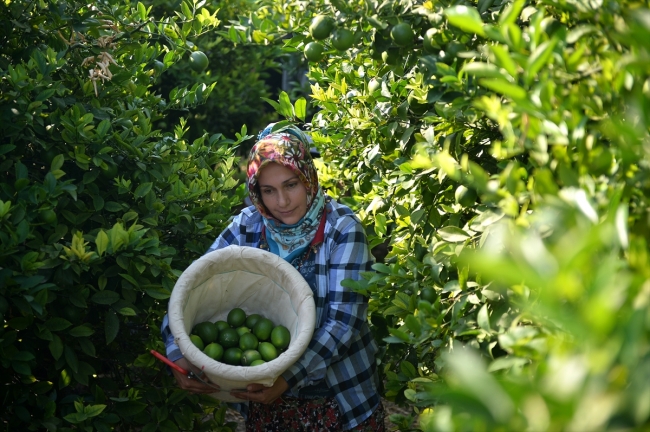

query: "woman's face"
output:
257 162 309 225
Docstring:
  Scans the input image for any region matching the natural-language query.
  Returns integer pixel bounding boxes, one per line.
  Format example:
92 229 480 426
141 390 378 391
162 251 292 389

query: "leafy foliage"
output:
0 0 251 430
234 0 650 430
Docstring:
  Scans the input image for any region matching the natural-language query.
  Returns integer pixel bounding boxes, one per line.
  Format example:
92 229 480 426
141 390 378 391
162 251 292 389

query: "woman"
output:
161 124 384 431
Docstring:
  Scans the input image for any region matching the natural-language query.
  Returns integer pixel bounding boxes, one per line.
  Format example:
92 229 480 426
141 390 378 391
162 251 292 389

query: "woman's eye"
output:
287 182 297 189
262 189 273 195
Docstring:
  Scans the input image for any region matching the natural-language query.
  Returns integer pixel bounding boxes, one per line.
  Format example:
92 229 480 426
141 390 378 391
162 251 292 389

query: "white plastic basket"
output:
167 245 316 402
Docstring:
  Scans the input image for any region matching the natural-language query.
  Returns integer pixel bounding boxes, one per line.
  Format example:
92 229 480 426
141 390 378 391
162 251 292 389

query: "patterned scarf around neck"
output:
247 124 325 261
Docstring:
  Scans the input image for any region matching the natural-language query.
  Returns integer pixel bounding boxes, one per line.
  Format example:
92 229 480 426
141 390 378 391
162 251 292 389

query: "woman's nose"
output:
277 190 290 207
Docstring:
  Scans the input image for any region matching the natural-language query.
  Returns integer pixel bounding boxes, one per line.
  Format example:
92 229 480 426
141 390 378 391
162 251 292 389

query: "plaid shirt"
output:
162 198 381 429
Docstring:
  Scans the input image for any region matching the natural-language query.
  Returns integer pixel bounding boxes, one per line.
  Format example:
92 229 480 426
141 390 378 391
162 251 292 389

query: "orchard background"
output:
1 0 649 431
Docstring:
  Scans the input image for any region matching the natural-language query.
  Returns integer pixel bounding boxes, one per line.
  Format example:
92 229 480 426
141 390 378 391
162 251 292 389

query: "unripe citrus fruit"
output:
390 22 414 47
193 321 219 345
242 349 262 366
258 342 278 362
204 343 224 361
253 318 274 341
332 28 354 51
215 320 230 332
190 334 204 351
250 359 266 366
270 325 291 350
189 51 209 72
39 209 57 225
227 308 247 328
245 313 262 329
420 287 437 303
423 28 440 53
223 347 243 365
236 326 251 337
239 332 259 351
304 42 325 63
309 15 335 40
218 328 240 349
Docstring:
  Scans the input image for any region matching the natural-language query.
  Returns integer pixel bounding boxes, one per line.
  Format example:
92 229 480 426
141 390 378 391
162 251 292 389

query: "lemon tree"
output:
304 41 325 63
331 28 355 51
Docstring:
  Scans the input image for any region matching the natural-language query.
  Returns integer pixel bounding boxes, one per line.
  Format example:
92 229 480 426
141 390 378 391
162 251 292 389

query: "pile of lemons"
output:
190 308 291 367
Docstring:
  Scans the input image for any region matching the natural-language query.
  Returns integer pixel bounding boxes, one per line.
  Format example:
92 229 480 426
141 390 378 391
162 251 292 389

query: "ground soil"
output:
223 397 416 431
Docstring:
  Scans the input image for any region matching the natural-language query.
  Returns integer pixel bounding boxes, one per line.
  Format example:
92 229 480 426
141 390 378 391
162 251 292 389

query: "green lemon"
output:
270 325 291 350
218 328 240 349
455 185 477 207
309 15 335 40
215 320 230 332
223 347 243 366
304 42 325 63
236 326 251 336
227 308 247 328
193 321 219 345
423 28 440 53
190 334 204 351
189 50 209 72
420 287 437 303
250 359 266 367
204 343 224 361
258 342 278 362
239 332 259 351
245 314 262 329
331 28 354 51
39 209 57 225
253 318 274 341
242 349 262 366
390 22 414 47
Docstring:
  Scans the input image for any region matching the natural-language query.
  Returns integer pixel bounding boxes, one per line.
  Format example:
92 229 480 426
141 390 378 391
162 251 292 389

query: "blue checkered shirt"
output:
162 198 381 429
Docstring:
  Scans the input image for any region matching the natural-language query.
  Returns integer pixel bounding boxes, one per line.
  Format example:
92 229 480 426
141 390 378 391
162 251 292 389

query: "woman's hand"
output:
171 358 219 394
231 376 289 404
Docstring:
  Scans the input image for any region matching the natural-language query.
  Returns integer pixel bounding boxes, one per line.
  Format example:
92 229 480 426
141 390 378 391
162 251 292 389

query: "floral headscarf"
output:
247 123 325 261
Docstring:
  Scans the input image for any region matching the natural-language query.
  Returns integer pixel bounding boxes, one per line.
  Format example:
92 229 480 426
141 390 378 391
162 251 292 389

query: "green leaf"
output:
96 230 109 256
51 154 64 171
498 0 526 26
477 304 491 332
91 290 120 305
69 325 95 337
445 5 485 37
45 317 72 332
525 38 558 85
105 311 119 344
137 2 147 21
462 62 512 81
134 182 153 198
49 335 63 360
181 1 192 20
278 91 294 119
478 78 527 100
400 360 417 378
438 226 471 242
85 404 107 418
295 97 307 121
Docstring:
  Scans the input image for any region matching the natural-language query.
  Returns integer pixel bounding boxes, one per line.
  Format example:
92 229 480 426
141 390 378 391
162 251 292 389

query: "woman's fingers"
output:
172 358 219 393
231 377 289 404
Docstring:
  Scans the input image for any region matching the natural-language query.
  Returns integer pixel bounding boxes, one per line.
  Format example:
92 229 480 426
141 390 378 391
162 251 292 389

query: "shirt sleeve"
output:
281 216 373 390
